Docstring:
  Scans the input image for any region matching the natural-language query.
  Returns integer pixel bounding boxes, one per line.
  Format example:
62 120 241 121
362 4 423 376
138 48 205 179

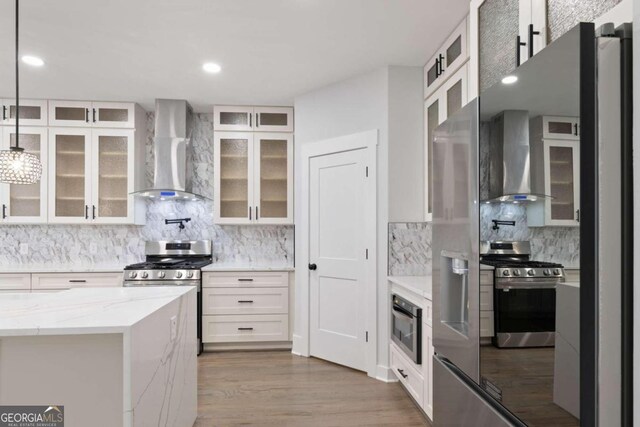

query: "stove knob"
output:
158 271 166 279
513 269 521 277
527 270 535 277
129 271 138 279
502 270 511 277
187 271 194 278
543 269 551 276
141 272 149 279
553 269 561 276
175 271 183 279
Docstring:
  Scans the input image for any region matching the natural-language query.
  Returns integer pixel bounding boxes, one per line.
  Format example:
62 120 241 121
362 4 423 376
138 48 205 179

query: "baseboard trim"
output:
376 365 398 383
203 341 292 352
292 334 308 356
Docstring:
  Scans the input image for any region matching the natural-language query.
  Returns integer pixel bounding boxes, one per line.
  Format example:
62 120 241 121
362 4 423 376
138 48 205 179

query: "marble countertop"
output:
201 264 294 272
388 275 432 301
0 265 126 273
0 287 194 337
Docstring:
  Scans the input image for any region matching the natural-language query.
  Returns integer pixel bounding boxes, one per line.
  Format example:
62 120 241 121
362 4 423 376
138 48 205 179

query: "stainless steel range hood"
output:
486 110 550 203
132 99 209 201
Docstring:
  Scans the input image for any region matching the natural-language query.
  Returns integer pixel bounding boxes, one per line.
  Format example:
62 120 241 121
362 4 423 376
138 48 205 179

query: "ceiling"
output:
0 0 469 112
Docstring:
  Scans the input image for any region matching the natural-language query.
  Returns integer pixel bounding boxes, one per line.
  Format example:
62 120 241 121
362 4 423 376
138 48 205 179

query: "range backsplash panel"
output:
0 113 294 269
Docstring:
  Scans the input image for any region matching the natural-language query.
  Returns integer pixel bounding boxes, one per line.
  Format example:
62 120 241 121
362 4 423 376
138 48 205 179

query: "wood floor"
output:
480 345 579 426
196 350 430 426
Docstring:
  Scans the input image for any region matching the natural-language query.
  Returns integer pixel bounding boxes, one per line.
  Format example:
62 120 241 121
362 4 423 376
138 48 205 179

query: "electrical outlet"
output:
19 243 28 255
170 315 178 341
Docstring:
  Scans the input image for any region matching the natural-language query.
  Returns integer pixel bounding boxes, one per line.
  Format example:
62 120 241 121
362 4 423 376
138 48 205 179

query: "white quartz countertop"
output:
0 265 126 273
0 287 194 337
388 275 432 301
201 264 294 272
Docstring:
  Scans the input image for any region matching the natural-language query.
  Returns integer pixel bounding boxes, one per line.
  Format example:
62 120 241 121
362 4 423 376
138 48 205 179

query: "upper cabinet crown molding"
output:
424 16 469 100
214 106 294 133
49 100 139 129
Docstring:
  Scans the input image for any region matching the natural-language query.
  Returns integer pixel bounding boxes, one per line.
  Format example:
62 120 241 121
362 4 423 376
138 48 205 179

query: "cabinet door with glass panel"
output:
48 128 93 223
543 139 580 226
424 64 469 221
90 129 135 224
0 127 48 223
214 106 255 132
49 101 136 128
254 107 294 133
424 16 468 99
1 99 48 126
214 132 255 224
254 133 293 224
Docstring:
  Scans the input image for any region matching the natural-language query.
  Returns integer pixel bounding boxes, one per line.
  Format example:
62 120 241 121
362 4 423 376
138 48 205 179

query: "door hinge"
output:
365 166 369 177
366 331 369 342
365 248 369 260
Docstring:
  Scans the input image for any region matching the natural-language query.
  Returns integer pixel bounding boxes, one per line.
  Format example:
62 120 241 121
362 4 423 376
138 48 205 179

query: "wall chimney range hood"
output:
132 99 210 201
485 110 551 203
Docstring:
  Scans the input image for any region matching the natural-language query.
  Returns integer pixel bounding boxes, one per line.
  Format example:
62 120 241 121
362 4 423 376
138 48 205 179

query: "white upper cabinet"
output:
0 99 48 126
214 132 293 225
424 16 469 99
424 64 469 221
48 127 145 225
49 101 138 128
0 127 48 223
214 106 294 133
541 116 580 140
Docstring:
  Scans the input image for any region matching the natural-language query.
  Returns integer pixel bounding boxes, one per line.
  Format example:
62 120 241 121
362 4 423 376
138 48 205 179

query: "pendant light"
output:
0 0 42 185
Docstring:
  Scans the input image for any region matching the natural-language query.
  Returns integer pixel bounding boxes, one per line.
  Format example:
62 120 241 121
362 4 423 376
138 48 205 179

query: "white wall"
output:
293 65 423 378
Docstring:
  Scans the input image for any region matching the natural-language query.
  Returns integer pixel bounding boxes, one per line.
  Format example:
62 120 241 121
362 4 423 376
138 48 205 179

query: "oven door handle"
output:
495 283 557 290
392 306 415 321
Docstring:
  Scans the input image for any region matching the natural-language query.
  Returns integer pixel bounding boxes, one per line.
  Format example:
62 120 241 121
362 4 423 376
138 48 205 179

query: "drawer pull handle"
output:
69 280 87 283
238 327 254 331
397 368 408 379
238 300 254 303
238 279 254 282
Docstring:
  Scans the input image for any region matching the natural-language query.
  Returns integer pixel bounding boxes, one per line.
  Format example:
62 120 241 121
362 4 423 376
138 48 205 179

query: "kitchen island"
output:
0 287 197 427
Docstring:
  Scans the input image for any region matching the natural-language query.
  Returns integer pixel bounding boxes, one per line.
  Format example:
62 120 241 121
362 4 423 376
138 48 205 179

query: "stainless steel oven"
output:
391 294 422 364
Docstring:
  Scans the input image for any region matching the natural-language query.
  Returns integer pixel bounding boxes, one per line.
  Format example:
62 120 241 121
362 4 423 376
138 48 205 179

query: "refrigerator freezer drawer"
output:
433 356 518 427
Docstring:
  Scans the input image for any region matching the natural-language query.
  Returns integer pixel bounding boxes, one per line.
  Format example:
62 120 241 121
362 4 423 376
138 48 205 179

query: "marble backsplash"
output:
0 113 294 269
388 204 580 276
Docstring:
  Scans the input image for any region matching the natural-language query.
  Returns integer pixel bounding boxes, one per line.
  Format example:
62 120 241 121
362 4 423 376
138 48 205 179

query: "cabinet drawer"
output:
0 273 31 290
31 272 122 290
480 270 493 285
202 287 288 315
480 285 493 311
202 314 289 343
390 343 424 405
202 271 288 288
480 311 494 338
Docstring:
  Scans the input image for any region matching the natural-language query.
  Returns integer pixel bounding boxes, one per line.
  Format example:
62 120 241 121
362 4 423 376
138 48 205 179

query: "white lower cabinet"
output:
0 273 31 291
390 342 424 404
31 272 122 290
202 271 291 347
480 270 494 338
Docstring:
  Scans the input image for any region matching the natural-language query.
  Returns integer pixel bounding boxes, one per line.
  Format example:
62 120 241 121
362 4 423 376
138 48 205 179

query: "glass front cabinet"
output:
0 127 48 223
424 64 469 221
214 106 294 133
424 16 468 99
48 128 144 224
214 132 293 224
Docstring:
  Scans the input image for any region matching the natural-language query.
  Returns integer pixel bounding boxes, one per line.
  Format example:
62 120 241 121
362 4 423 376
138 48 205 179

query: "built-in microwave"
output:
391 294 422 364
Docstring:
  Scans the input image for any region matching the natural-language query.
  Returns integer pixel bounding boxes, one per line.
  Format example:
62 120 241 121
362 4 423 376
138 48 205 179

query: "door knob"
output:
308 263 317 271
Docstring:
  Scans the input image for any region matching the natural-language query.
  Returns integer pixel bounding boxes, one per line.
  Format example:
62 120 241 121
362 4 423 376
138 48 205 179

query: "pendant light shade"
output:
0 0 42 185
0 148 42 184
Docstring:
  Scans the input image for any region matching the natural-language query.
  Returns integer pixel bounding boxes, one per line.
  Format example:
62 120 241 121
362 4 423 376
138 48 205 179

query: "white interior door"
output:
309 148 367 371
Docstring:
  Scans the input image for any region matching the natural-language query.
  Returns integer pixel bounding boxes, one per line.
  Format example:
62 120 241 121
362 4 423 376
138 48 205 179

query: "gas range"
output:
123 241 212 284
480 241 565 283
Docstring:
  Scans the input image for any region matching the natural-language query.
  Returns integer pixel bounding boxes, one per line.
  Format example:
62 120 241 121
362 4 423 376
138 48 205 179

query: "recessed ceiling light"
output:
501 75 518 85
21 55 44 67
202 62 221 73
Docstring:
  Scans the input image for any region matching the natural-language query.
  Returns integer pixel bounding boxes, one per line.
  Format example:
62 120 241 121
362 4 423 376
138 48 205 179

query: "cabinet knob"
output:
308 263 317 271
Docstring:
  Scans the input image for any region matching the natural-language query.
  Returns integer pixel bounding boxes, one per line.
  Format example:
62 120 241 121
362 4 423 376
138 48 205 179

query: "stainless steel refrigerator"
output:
431 22 633 427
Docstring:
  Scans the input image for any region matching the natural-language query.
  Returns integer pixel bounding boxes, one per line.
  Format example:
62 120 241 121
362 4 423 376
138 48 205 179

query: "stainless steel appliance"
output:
391 294 422 364
432 23 631 427
480 241 564 348
123 240 212 355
